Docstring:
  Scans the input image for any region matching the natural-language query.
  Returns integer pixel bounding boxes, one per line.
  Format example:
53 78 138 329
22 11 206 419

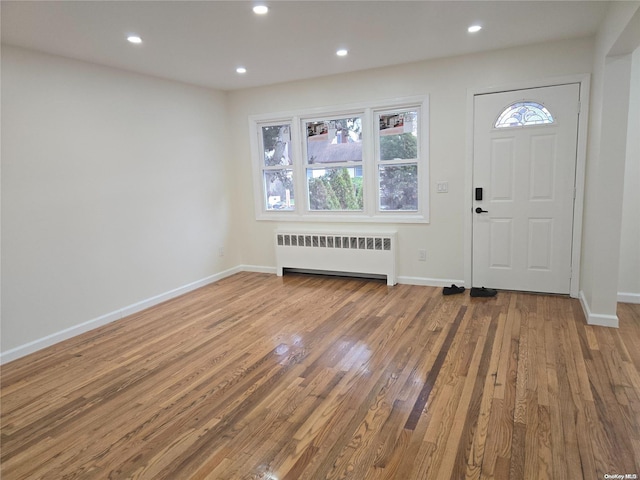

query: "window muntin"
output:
495 101 554 128
250 96 429 222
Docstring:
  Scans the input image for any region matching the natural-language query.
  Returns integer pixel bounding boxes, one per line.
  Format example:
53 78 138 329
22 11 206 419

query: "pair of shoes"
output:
443 284 465 295
470 287 498 297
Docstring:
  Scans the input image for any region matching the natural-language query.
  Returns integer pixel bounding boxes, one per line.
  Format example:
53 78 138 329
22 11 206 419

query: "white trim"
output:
464 74 590 298
0 266 243 365
579 290 619 328
618 292 640 304
571 75 590 298
397 276 465 288
243 268 462 288
240 264 278 275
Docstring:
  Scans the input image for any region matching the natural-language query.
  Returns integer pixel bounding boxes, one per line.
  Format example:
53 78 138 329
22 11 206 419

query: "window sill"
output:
256 212 429 224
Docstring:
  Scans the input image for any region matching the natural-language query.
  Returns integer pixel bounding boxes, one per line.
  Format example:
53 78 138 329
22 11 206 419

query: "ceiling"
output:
1 1 610 91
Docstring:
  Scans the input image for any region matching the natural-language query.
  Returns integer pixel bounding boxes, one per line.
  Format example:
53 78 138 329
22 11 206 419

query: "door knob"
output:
475 207 488 214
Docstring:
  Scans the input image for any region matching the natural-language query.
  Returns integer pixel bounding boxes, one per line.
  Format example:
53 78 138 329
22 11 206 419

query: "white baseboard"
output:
239 264 278 275
397 276 465 288
241 269 462 289
579 290 619 328
618 292 640 304
0 266 243 365
244 268 462 289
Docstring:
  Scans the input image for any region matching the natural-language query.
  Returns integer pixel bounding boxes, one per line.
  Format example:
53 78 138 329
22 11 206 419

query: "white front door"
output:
472 84 580 294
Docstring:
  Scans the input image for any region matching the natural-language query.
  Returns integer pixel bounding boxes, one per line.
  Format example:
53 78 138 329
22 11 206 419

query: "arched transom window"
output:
495 101 555 128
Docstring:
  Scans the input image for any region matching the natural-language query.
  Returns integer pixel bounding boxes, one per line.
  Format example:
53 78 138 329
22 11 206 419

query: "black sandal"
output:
470 287 497 297
443 284 465 295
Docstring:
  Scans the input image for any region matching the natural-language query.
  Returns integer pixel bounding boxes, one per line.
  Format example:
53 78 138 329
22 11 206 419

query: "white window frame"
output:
257 120 296 212
249 96 430 223
374 107 421 214
303 111 365 215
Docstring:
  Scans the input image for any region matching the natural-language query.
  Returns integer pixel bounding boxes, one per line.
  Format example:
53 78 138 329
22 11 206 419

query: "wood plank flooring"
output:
2 272 640 479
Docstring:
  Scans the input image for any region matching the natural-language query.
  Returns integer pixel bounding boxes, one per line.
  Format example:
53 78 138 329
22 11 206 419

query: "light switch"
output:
436 181 449 193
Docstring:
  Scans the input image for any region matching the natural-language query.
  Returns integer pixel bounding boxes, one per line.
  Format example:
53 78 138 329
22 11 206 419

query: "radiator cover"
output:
275 230 397 285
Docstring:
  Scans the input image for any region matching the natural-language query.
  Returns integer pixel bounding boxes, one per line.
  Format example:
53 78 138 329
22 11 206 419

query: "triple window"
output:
251 96 429 223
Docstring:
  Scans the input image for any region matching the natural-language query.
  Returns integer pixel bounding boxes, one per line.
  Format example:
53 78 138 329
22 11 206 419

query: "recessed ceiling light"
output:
468 25 482 33
236 67 247 74
336 49 348 57
127 35 142 44
253 5 268 14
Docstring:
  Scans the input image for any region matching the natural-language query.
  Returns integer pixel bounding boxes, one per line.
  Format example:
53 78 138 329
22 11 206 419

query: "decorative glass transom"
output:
495 101 554 128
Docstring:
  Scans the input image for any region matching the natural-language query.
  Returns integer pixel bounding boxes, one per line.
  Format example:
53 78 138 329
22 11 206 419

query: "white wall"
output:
618 45 640 302
1 46 238 356
580 2 640 324
228 37 595 285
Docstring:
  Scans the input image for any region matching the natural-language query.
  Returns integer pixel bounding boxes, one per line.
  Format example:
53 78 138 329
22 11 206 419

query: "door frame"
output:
464 74 591 298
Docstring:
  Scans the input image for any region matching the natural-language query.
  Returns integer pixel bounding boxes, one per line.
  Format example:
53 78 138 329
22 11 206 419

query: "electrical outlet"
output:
218 247 225 257
418 249 427 261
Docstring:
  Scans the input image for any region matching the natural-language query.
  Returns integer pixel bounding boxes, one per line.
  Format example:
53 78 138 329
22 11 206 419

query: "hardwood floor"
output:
2 272 640 479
